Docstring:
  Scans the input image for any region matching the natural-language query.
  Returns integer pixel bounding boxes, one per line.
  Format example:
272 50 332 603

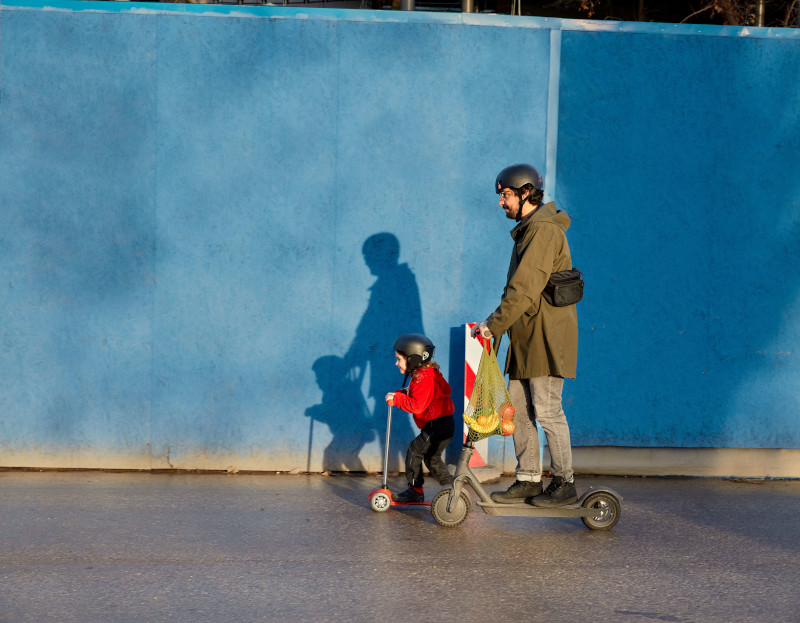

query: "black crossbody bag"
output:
542 269 584 307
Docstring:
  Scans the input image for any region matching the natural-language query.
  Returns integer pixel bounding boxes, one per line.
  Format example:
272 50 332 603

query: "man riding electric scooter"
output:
472 163 579 508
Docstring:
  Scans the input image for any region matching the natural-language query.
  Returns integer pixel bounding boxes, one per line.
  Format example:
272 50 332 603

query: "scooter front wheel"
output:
580 491 621 531
431 489 472 528
370 491 392 512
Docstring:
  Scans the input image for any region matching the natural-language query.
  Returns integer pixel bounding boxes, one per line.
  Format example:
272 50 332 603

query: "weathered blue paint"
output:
0 1 798 471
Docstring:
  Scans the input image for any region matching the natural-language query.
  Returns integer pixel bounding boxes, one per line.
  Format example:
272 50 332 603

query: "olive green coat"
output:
485 201 578 380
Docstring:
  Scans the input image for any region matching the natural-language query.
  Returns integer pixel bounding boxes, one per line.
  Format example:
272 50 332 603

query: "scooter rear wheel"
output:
431 489 471 528
580 491 621 531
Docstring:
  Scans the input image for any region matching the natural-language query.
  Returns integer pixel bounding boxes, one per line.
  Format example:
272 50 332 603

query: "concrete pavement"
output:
1 470 799 623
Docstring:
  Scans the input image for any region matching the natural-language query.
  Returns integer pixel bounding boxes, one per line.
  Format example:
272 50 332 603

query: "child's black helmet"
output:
495 163 543 193
393 333 435 374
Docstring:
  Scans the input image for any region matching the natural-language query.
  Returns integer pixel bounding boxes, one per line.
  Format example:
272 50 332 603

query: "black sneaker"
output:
490 480 543 504
529 476 577 507
395 486 424 503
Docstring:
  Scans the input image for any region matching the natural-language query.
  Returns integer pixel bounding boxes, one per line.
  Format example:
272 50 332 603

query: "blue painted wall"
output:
0 1 798 470
556 26 800 450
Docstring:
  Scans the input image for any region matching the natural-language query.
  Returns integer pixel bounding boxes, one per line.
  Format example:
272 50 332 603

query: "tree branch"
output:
785 0 799 27
680 4 714 23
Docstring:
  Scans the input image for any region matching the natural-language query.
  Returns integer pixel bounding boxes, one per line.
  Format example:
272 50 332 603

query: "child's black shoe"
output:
395 486 424 503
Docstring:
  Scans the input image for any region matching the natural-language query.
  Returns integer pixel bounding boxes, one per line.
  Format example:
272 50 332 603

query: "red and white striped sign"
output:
464 323 490 467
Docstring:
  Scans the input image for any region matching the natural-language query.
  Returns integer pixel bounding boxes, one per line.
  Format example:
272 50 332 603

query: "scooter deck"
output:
472 486 623 518
475 499 594 518
369 487 432 508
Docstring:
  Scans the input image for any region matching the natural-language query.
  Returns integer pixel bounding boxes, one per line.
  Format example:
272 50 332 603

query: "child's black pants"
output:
406 414 454 488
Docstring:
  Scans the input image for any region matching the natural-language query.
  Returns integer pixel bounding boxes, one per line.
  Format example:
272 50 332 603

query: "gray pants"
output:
509 376 574 482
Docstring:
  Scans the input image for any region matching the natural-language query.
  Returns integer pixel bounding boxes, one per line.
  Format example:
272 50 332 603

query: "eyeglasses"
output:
499 191 516 200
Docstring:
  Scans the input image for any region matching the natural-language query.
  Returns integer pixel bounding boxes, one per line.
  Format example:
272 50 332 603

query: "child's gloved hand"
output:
385 392 396 406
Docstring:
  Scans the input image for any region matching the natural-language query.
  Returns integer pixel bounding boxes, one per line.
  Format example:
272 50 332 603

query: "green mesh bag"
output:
463 339 516 442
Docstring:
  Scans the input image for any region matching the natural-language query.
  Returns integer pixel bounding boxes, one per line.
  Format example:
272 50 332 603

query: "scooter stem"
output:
382 405 392 489
451 440 492 506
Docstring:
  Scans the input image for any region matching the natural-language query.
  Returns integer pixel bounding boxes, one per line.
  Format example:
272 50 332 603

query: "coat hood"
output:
511 201 570 238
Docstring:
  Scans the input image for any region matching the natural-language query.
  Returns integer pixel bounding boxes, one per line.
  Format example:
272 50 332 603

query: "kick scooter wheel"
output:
369 490 392 512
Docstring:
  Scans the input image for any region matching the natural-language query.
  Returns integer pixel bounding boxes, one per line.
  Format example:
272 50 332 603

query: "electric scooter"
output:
368 405 431 511
431 439 623 530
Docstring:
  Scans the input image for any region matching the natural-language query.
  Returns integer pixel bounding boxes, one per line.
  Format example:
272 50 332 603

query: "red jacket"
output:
393 367 455 430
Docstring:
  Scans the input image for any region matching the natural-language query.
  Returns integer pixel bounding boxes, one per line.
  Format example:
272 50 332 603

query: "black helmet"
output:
495 163 543 193
393 333 435 376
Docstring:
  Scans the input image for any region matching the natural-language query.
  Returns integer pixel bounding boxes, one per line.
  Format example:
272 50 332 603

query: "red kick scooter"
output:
368 405 431 512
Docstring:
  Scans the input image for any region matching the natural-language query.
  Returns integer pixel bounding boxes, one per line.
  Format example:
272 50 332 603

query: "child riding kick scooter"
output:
369 334 455 511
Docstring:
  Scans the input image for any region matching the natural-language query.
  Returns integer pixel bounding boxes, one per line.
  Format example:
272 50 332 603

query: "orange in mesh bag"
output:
463 338 516 442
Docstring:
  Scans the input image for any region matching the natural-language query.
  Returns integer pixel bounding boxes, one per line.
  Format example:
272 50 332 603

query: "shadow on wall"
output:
305 232 425 473
305 355 374 472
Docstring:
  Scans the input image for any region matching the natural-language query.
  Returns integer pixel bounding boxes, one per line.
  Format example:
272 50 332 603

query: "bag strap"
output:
479 334 502 355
